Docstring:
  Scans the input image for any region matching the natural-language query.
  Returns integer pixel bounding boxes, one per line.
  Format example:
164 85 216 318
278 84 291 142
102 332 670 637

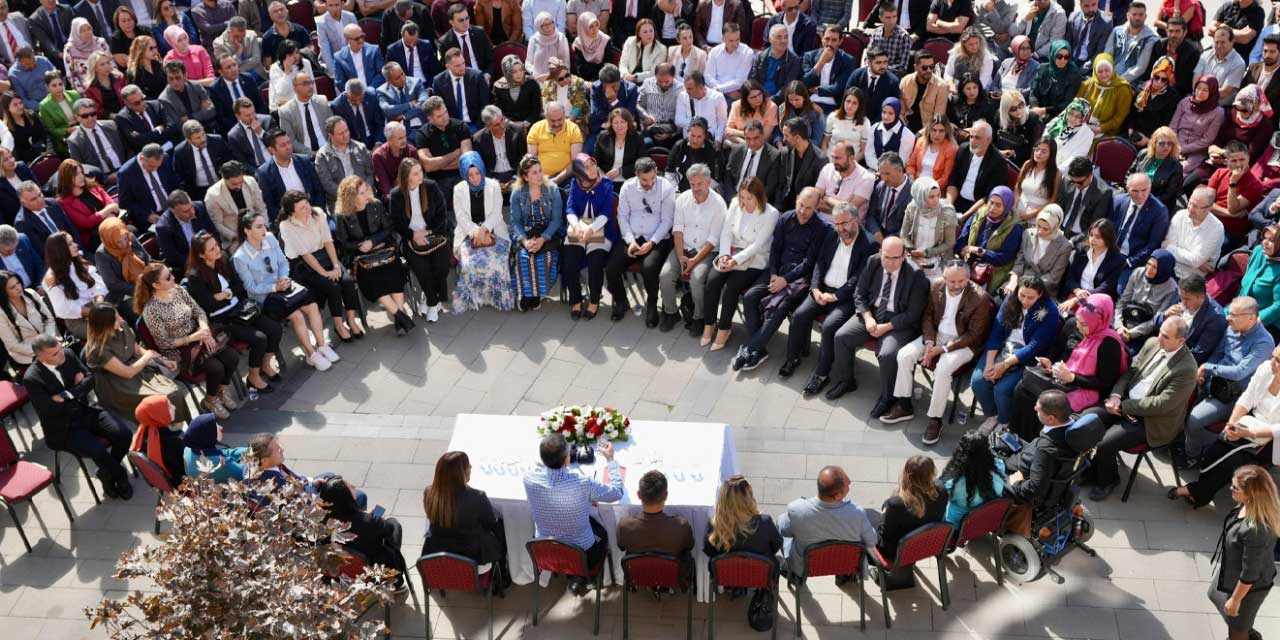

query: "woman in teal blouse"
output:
182 414 248 483
1240 226 1280 339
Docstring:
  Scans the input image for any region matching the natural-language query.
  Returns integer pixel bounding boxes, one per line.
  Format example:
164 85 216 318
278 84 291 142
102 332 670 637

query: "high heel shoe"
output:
709 340 729 351
700 333 713 347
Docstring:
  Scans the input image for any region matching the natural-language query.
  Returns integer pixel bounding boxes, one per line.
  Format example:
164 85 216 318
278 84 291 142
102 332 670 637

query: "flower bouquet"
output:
537 405 632 464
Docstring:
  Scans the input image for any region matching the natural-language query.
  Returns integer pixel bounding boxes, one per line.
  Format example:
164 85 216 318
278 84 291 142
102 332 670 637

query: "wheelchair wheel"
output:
998 535 1043 584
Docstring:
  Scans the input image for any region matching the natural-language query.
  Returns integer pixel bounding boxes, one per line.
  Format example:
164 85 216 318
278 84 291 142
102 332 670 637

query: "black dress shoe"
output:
778 358 801 378
869 398 892 419
583 307 598 320
824 381 850 400
659 312 679 332
803 375 829 396
570 307 582 320
116 480 134 500
611 306 627 321
645 303 660 328
687 319 703 337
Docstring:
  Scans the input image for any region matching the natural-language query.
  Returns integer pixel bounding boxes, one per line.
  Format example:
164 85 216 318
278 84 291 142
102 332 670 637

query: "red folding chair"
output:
1091 137 1138 187
0 423 74 552
1007 158 1020 187
417 552 499 640
946 498 1012 585
526 537 613 636
1121 441 1182 502
334 547 392 639
786 541 867 635
315 74 337 100
921 38 953 66
286 0 316 32
127 451 173 534
840 31 868 61
0 380 33 449
134 317 202 409
750 16 770 49
139 233 161 260
650 151 669 172
622 552 692 640
868 522 955 628
493 41 528 65
359 18 382 49
709 551 779 640
29 153 63 188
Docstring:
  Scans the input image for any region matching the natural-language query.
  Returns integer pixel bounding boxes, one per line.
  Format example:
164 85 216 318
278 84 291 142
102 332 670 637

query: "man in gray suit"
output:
67 98 126 183
278 71 334 159
158 60 217 134
0 0 33 66
314 115 375 209
1014 0 1069 61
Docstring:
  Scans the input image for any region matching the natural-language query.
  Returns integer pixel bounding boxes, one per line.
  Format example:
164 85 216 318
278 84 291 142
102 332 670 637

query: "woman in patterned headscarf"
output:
63 17 111 92
1045 98 1095 173
493 55 543 125
1030 39 1084 121
1127 57 1179 146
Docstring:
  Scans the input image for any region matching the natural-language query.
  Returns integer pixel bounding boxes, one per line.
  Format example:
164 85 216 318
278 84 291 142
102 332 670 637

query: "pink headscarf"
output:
163 24 188 51
1064 293 1129 411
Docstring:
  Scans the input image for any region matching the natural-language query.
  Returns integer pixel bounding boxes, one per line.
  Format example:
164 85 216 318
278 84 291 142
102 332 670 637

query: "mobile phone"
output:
1000 433 1024 453
602 465 627 485
370 505 386 518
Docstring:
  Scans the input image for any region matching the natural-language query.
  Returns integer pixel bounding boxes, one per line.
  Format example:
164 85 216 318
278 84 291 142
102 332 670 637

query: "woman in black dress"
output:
109 6 143 69
422 451 509 584
703 475 783 558
2 92 48 163
876 456 947 559
333 176 414 336
492 55 543 126
126 36 168 100
388 158 452 322
948 73 998 143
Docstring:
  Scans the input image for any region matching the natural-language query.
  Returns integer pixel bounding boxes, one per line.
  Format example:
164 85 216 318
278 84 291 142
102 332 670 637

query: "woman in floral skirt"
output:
451 152 514 312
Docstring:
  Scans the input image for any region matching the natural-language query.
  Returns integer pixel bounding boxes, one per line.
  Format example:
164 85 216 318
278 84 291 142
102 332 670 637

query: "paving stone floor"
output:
0 301 1271 639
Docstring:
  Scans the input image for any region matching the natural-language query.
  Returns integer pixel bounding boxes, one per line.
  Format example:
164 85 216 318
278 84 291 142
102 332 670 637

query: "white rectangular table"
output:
447 414 738 601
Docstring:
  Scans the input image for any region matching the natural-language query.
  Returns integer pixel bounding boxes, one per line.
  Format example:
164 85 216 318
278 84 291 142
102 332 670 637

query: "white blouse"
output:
45 265 109 320
1017 168 1050 215
1236 364 1280 466
1080 248 1107 290
268 57 315 108
718 200 780 271
451 178 511 251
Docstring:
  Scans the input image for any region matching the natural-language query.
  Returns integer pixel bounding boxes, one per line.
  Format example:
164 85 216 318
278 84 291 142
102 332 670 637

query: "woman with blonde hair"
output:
63 17 111 93
876 456 946 558
333 175 413 335
55 158 119 249
509 155 563 311
945 27 993 89
1207 465 1280 640
82 51 125 118
126 35 168 99
702 475 782 557
995 89 1044 167
906 115 958 185
1127 126 1183 212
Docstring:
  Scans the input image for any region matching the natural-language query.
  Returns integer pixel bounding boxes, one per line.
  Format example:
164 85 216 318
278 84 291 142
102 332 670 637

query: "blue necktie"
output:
454 78 464 120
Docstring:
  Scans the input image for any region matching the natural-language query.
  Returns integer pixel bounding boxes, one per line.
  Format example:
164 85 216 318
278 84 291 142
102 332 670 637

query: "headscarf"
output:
1146 248 1176 285
910 176 941 214
497 54 523 95
68 17 104 58
988 186 1014 219
99 218 147 283
546 57 568 82
459 150 486 192
571 152 595 183
1089 53 1120 89
1027 203 1064 263
1044 40 1078 79
131 395 175 479
1010 35 1032 75
181 414 221 456
1190 76 1220 114
162 24 188 52
874 98 904 157
1234 84 1273 129
1135 57 1173 111
1063 293 1129 411
529 12 561 73
1045 98 1092 141
572 12 610 64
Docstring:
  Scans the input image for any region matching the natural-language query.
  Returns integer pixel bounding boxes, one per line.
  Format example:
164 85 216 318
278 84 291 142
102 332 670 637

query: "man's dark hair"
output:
164 60 187 75
402 21 419 36
637 470 668 504
784 116 810 141
686 70 706 86
1166 16 1188 30
1129 1 1145 11
878 151 904 169
816 465 846 499
1225 140 1250 155
743 118 764 134
915 50 935 65
219 161 245 179
167 190 192 208
447 2 467 19
264 128 289 149
823 24 842 37
443 47 463 64
1265 34 1280 48
877 0 897 15
539 433 569 468
1067 156 1093 178
1037 390 1071 423
654 62 675 77
688 116 709 134
867 46 887 61
234 96 256 113
722 21 740 35
599 63 621 84
1179 273 1208 296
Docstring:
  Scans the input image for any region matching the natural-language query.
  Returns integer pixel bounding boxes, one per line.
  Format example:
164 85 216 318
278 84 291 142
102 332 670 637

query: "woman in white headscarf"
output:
1005 204 1073 298
526 12 570 82
64 17 111 93
900 177 958 278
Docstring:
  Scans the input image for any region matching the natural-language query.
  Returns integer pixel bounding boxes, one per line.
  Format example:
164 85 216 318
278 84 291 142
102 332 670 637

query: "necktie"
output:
352 105 367 142
49 11 64 48
406 45 415 76
197 147 214 185
90 127 115 171
884 185 897 216
231 79 242 99
878 270 892 308
1118 202 1138 246
460 33 473 68
1066 188 1084 233
869 75 878 95
246 124 265 165
454 78 465 120
1077 19 1090 61
2 24 17 63
141 108 154 130
740 150 757 189
302 102 320 152
37 210 57 233
147 170 166 211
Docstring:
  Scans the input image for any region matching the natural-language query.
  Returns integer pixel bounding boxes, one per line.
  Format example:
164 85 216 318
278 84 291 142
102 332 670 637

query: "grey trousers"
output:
830 316 918 401
658 249 714 319
1184 397 1235 459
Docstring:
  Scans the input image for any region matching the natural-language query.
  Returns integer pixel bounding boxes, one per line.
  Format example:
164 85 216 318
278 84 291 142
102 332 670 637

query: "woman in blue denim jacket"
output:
509 155 564 311
969 273 1061 431
231 211 335 371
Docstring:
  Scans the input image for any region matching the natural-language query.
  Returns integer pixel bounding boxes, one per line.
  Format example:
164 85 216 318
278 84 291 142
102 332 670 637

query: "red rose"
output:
623 418 630 427
563 415 576 427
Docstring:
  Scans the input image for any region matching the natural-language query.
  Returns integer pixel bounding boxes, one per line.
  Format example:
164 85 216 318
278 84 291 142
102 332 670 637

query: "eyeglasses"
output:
557 74 570 83
1055 53 1070 60
1151 76 1168 83
77 113 95 119
919 64 935 72
1010 104 1025 111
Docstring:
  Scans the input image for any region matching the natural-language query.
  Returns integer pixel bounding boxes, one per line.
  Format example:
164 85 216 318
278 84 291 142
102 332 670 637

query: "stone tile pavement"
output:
0 302 1273 639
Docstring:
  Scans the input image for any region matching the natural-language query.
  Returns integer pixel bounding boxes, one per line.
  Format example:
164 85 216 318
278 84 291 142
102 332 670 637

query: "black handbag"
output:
234 299 262 324
747 587 775 631
262 284 314 321
1020 365 1070 398
1120 303 1155 329
354 247 398 271
1202 375 1245 405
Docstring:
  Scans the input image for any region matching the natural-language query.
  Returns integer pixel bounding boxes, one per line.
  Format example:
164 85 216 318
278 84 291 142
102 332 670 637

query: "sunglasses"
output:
263 255 273 274
919 64 935 72
1055 53 1070 60
77 113 95 119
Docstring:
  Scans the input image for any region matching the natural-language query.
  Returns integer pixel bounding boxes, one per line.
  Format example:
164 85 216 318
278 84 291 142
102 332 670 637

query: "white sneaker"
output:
319 344 340 362
426 304 441 323
307 351 332 371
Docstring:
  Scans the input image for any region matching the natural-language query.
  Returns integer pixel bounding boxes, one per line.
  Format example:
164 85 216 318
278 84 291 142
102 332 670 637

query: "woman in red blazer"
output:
54 159 120 250
906 115 959 188
82 52 128 119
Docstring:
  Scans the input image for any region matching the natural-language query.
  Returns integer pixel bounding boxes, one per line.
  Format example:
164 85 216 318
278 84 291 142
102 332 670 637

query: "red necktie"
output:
460 33 473 68
2 24 17 61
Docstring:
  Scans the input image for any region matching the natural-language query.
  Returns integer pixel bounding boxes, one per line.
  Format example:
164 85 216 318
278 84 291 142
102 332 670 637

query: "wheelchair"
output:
989 413 1106 584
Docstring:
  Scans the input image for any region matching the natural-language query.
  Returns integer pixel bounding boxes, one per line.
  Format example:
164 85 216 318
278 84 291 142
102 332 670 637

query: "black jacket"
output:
154 205 219 273
421 486 506 564
853 256 929 330
946 143 1009 207
492 78 544 124
811 229 879 303
863 177 912 239
877 483 946 559
207 73 268 135
172 136 232 194
1127 150 1182 214
594 131 644 182
333 201 398 267
1008 424 1074 504
471 123 528 176
666 138 721 190
431 68 490 125
702 514 783 558
1054 174 1113 248
183 264 251 323
778 142 826 211
436 26 495 74
721 142 782 205
388 181 452 245
113 101 181 153
1061 247 1126 299
23 348 99 451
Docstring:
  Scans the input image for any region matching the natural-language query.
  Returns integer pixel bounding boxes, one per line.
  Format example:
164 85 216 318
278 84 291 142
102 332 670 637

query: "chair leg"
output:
153 492 162 535
73 454 102 505
531 570 540 626
686 580 694 640
879 568 891 629
622 576 630 639
771 580 778 640
593 568 603 636
792 580 802 638
708 584 716 640
5 501 32 551
858 570 866 631
487 582 494 640
938 556 950 610
424 588 431 640
50 481 75 522
1121 452 1144 502
1144 448 1161 484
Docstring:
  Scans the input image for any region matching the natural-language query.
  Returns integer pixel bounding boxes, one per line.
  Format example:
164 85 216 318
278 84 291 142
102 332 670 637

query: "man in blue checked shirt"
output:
523 433 624 594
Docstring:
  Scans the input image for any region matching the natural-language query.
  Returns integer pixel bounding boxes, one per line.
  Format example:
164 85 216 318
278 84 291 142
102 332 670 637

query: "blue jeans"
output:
970 357 1024 424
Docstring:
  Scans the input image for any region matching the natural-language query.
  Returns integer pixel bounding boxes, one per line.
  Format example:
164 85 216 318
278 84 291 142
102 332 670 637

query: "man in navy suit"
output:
385 22 441 87
844 46 900 118
256 128 325 219
331 79 386 148
1109 172 1170 274
154 191 218 272
114 85 182 153
864 152 912 241
14 180 74 253
765 0 816 56
171 120 231 200
208 55 266 135
116 143 179 230
801 25 856 115
0 225 47 288
431 47 488 131
333 23 385 90
0 155 35 225
226 96 273 169
72 0 115 38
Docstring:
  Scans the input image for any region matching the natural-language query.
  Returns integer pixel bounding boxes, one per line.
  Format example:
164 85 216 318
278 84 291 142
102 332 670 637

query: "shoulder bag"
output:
354 246 398 271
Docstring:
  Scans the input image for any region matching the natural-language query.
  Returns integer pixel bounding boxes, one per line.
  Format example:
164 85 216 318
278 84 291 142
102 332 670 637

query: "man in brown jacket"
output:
881 260 992 445
1080 316 1198 501
896 49 948 133
616 470 695 583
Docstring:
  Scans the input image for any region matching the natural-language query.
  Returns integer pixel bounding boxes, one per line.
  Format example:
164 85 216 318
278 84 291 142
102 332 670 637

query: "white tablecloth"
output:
448 414 738 601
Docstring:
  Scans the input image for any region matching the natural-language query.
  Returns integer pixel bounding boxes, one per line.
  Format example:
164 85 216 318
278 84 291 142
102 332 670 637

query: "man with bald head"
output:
332 22 385 90
1109 172 1170 272
822 236 929 420
945 120 1007 215
777 465 877 578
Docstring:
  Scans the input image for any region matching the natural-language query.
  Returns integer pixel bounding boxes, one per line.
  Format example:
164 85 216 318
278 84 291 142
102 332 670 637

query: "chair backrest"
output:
650 151 669 172
359 19 381 50
526 537 590 578
622 552 681 589
315 75 337 100
417 552 484 592
710 551 778 590
750 16 770 49
802 540 865 579
494 42 528 65
0 421 18 469
955 498 1012 547
893 522 955 567
140 234 160 260
128 450 174 493
336 546 369 580
1091 137 1137 186
287 0 316 32
857 0 875 23
31 153 63 188
134 316 159 351
840 32 868 61
922 38 953 66
1007 158 1020 187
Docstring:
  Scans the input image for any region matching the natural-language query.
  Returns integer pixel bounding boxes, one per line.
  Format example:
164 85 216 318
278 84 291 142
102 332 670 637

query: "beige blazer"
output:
205 176 268 245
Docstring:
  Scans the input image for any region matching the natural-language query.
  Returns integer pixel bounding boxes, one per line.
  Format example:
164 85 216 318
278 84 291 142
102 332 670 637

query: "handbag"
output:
354 247 398 271
407 233 448 256
263 284 314 321
177 331 231 378
1020 364 1070 398
1120 302 1155 329
1202 375 1245 405
234 299 262 324
747 586 775 631
970 261 994 286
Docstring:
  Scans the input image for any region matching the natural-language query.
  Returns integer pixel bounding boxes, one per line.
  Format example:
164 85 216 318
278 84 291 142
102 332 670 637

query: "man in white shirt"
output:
607 157 676 324
280 72 334 156
0 0 31 66
704 22 753 101
813 141 875 220
673 70 727 142
128 0 153 26
67 97 125 183
1163 186 1224 280
316 0 357 72
659 162 725 334
884 260 992 444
